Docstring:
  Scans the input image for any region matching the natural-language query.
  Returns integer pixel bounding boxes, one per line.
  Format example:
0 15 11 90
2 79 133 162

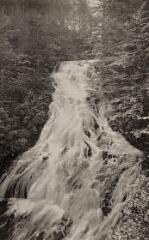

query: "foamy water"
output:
0 61 141 240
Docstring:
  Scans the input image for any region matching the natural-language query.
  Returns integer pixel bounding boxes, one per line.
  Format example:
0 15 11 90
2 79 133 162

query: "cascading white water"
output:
0 61 141 240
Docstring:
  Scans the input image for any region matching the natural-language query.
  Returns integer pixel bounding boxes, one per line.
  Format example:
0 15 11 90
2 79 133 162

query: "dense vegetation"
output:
97 1 149 239
100 0 149 153
0 0 95 174
84 0 149 153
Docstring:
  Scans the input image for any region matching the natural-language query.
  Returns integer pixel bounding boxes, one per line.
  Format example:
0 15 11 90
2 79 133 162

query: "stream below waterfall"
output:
0 61 141 240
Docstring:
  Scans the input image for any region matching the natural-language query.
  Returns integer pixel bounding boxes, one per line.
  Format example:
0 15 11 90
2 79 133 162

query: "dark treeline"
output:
99 0 149 152
0 0 95 174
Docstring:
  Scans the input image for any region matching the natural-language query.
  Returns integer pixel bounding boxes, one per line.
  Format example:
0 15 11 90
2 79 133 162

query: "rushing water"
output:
0 61 141 240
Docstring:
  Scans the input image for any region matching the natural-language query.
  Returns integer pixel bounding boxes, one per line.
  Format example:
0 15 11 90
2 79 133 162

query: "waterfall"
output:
0 61 141 240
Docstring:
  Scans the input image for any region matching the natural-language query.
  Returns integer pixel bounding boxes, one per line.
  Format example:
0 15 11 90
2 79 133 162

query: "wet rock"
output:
0 199 14 240
141 153 149 176
108 176 149 240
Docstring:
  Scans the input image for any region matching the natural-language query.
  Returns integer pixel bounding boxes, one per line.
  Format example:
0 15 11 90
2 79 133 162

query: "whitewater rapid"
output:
0 61 141 240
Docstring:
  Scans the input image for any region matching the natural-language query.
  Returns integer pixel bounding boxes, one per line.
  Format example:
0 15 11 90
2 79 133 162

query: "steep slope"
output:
0 61 143 240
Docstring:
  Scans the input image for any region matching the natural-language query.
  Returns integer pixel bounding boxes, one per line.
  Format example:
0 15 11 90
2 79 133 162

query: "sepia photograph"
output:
0 1 148 240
